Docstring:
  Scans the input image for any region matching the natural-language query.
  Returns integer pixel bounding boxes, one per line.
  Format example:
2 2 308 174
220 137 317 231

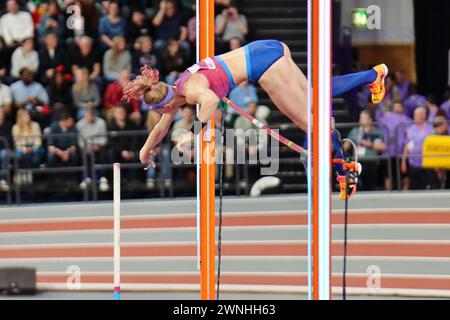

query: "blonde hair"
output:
111 36 125 63
122 65 169 105
73 67 90 93
15 109 32 133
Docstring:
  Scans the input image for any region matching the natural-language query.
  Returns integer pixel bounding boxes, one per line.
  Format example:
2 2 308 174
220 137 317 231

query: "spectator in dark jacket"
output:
125 8 153 45
47 112 78 167
152 0 190 59
132 35 161 74
70 36 102 83
37 0 65 44
0 108 12 190
432 111 450 189
161 39 188 84
47 66 74 120
345 111 386 191
38 32 68 85
107 105 138 167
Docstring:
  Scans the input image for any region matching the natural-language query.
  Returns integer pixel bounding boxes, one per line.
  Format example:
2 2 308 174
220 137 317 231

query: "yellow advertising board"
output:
422 135 450 169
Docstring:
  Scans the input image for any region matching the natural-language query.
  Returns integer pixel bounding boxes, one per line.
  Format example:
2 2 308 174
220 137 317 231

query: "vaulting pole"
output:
198 0 216 300
312 0 332 300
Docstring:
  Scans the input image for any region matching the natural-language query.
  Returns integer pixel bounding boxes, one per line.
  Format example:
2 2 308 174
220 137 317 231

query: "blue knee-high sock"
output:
332 131 346 176
332 69 377 98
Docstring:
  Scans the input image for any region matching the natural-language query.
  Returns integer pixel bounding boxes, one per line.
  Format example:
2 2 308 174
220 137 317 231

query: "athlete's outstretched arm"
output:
172 85 220 154
185 86 220 124
139 107 178 166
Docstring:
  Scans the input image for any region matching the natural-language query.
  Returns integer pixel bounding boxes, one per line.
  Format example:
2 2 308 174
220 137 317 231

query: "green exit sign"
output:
352 8 368 29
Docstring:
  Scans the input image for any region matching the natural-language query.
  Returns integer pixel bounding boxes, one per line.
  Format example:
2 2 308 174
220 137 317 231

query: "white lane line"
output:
35 282 450 298
0 240 304 249
2 207 450 224
2 255 450 263
2 239 450 249
35 271 450 280
0 225 303 237
2 223 450 236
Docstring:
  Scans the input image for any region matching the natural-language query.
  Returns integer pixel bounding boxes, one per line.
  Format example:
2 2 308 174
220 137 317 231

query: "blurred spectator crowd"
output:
0 0 447 203
0 0 254 196
342 70 450 192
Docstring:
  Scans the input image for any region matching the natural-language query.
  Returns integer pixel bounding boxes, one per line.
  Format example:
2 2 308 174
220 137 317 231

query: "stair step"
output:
276 172 306 178
247 18 307 29
240 7 306 18
237 0 308 169
291 51 307 60
282 183 308 191
239 0 307 5
283 40 307 47
253 29 307 37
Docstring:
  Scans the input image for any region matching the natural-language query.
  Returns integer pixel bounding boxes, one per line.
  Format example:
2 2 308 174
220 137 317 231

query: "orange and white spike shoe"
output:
336 162 362 201
367 64 389 104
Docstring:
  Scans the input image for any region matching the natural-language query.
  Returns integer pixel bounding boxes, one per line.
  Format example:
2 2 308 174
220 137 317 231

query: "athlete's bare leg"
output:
258 43 309 132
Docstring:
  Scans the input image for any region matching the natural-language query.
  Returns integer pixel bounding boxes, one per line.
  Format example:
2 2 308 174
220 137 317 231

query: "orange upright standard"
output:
198 0 216 300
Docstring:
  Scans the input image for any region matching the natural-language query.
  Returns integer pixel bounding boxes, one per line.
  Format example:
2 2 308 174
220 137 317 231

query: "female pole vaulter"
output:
123 39 388 198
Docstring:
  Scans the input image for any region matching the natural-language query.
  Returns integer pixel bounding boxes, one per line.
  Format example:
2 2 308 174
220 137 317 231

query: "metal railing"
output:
0 137 12 204
13 133 89 203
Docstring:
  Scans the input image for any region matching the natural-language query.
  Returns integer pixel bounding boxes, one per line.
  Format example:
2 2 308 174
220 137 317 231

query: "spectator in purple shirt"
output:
379 101 412 190
374 75 400 121
425 95 440 122
401 107 437 190
440 88 450 120
394 70 411 101
403 83 426 118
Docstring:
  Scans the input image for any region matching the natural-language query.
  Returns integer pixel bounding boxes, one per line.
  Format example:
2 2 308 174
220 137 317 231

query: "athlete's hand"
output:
140 148 157 170
175 132 194 154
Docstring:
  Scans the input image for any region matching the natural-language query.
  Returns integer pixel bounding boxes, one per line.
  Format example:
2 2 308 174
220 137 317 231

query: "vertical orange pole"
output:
312 0 320 301
199 0 216 300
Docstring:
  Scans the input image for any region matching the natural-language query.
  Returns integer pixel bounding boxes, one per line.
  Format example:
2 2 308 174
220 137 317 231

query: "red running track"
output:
2 208 450 296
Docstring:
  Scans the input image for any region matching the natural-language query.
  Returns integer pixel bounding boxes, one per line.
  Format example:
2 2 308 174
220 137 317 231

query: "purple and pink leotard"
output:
174 56 234 99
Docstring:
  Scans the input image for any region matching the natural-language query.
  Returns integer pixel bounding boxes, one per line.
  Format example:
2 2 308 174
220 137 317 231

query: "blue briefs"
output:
243 39 285 82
